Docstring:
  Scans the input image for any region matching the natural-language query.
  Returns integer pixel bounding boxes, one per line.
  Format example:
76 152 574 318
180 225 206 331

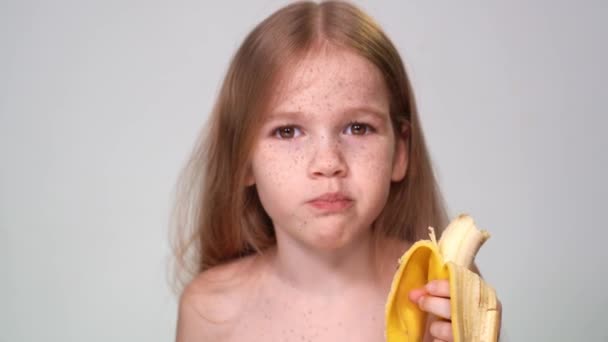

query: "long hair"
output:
170 0 448 294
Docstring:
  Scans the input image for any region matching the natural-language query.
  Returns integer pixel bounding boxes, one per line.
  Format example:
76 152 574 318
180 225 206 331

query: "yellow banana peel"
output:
385 214 501 341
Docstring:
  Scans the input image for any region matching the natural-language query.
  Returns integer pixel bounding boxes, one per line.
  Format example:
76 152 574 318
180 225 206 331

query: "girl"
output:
172 1 498 341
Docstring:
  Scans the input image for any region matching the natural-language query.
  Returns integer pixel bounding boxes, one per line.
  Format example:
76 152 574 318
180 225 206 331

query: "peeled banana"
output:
385 214 500 341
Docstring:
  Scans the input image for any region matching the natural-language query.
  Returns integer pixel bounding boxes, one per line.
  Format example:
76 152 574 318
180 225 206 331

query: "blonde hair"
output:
170 0 448 294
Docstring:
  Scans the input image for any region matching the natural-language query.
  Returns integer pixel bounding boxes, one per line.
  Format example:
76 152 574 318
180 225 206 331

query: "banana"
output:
385 214 501 341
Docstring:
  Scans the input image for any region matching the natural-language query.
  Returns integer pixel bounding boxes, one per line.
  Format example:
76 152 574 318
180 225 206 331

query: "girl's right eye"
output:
273 126 302 139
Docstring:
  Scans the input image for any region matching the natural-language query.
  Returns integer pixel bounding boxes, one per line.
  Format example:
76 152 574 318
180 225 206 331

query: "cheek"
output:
251 144 309 224
347 140 395 211
252 143 306 191
348 139 394 178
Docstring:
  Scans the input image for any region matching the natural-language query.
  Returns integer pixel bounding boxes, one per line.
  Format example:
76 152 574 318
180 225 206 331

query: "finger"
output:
408 287 427 304
418 296 451 320
425 279 450 298
429 320 453 341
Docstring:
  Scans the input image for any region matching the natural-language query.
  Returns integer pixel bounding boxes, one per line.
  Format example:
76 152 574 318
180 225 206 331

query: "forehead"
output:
269 48 390 115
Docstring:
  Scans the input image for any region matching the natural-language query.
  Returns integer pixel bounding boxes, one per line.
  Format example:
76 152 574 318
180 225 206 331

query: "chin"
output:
307 224 368 251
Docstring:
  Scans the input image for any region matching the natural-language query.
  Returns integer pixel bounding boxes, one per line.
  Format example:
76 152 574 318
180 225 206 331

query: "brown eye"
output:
345 122 372 135
274 126 301 139
352 123 364 135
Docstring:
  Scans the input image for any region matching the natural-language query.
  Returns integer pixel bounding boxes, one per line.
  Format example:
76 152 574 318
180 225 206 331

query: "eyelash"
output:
345 121 376 135
272 126 302 139
271 121 376 139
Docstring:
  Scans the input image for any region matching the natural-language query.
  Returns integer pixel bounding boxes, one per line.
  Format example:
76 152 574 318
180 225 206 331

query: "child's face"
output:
248 47 408 251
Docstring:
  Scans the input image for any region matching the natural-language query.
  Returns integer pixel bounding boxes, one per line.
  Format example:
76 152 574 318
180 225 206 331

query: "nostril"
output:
308 144 348 177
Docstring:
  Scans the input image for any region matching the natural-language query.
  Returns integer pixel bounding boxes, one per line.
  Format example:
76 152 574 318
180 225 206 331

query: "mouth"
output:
307 192 353 212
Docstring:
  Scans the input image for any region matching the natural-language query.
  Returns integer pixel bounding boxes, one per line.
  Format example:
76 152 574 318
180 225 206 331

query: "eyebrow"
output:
264 105 389 123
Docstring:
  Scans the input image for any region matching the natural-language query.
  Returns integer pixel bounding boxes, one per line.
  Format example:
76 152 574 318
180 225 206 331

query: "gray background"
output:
1 0 606 341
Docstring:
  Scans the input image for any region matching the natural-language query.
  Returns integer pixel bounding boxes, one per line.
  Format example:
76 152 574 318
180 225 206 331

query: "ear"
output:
391 123 409 182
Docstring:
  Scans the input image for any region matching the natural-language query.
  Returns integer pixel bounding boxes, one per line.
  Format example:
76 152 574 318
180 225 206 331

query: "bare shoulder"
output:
176 254 265 341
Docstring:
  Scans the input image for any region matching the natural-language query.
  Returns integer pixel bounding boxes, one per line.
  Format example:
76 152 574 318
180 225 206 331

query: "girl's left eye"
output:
344 122 374 135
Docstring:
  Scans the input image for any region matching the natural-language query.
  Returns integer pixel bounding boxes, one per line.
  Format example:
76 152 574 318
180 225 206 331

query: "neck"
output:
267 229 384 298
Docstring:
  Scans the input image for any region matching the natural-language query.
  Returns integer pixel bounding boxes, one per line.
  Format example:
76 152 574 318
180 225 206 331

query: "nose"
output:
308 138 348 178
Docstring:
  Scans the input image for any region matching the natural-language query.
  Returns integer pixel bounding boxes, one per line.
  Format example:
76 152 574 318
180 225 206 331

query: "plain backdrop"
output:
1 1 606 341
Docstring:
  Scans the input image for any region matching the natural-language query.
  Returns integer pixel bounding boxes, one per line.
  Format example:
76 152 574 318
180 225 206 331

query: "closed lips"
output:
307 193 353 211
309 193 352 202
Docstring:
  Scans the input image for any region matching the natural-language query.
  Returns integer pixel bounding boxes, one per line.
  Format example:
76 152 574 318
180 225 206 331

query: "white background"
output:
1 1 606 341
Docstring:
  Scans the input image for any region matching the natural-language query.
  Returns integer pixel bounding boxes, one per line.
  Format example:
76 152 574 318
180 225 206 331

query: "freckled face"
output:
249 49 407 251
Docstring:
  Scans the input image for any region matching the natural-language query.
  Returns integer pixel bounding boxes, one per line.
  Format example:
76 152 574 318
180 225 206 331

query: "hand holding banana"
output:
385 214 502 342
409 279 454 341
